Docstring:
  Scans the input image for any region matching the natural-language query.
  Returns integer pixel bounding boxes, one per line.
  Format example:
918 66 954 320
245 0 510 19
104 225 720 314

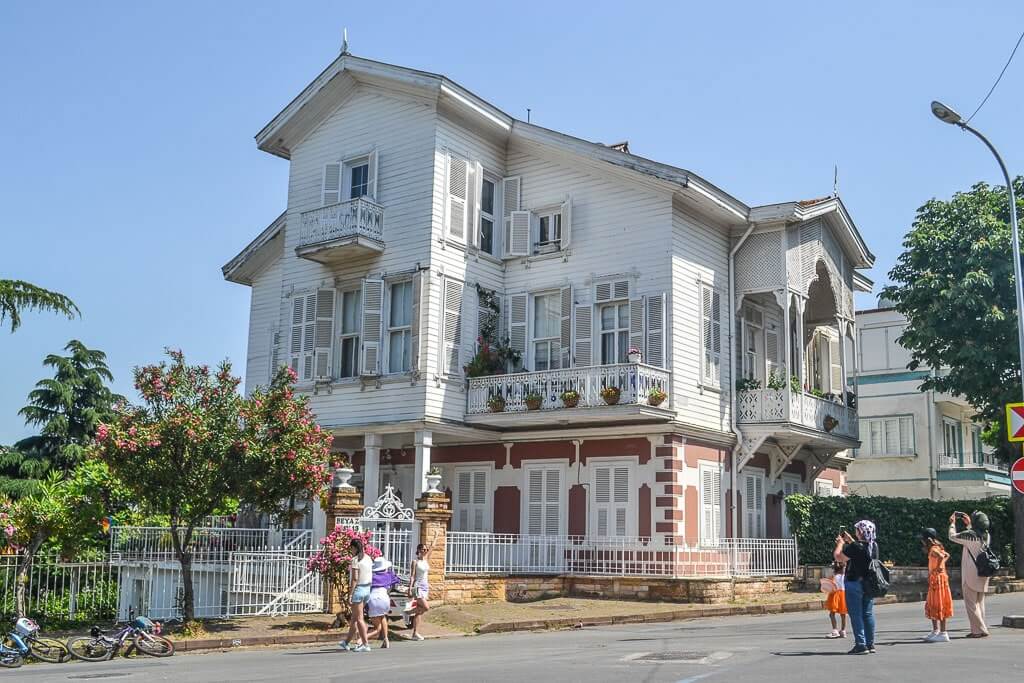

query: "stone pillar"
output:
325 485 365 615
652 434 686 544
416 490 452 603
413 429 432 500
363 433 382 506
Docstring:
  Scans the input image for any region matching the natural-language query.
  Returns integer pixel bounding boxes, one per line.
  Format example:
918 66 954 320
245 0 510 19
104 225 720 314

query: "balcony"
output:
296 197 384 263
938 452 1004 471
466 363 673 429
736 388 858 449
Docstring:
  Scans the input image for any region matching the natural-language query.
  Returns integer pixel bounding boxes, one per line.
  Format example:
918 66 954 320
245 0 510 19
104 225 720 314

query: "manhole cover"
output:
624 651 733 664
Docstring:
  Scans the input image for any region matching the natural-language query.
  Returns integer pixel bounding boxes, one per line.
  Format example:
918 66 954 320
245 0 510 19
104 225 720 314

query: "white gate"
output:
338 486 417 581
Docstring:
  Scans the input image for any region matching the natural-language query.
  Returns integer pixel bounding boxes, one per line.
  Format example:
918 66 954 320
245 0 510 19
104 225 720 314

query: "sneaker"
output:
847 645 868 655
338 640 350 651
935 632 950 642
867 646 877 654
353 644 372 653
827 629 840 639
839 630 846 638
412 634 425 641
924 632 939 642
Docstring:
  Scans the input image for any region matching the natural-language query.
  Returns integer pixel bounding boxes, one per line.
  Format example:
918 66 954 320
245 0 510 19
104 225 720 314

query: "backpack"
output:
862 542 890 599
968 536 1001 578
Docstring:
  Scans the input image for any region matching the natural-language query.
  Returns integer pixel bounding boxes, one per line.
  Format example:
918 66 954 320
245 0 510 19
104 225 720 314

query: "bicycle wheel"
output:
133 632 174 657
29 636 70 663
67 636 115 662
0 650 22 668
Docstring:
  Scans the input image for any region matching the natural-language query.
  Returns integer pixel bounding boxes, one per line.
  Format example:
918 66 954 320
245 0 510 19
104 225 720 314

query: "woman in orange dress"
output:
922 527 953 642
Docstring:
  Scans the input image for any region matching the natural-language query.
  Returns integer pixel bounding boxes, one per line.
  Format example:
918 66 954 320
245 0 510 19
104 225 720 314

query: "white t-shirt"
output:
354 555 373 586
833 574 845 591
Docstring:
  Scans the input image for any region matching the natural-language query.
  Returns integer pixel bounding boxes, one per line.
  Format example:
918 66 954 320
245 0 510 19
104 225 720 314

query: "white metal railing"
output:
466 363 671 415
110 527 281 561
281 528 314 550
737 388 858 439
299 197 384 248
228 549 323 617
1 553 118 622
938 452 1004 469
445 533 797 578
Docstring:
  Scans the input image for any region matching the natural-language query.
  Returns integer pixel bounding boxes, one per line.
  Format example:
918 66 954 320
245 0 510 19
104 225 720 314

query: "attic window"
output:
607 141 630 154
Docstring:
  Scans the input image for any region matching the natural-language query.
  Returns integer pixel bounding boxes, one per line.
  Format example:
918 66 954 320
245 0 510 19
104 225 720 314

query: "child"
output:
824 560 847 638
922 527 953 642
366 556 400 649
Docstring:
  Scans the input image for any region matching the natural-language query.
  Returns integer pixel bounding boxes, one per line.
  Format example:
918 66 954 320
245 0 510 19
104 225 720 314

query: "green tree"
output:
0 279 78 332
1 341 123 497
882 177 1024 576
0 461 117 617
92 352 334 622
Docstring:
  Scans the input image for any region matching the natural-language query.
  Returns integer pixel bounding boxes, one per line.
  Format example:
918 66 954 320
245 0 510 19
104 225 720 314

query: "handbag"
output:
967 540 1000 578
862 542 890 599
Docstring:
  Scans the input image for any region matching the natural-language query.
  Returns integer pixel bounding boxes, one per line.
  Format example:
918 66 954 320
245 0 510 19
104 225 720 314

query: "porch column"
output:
778 290 792 420
414 429 433 500
416 489 452 603
795 296 806 420
837 318 849 401
363 433 382 506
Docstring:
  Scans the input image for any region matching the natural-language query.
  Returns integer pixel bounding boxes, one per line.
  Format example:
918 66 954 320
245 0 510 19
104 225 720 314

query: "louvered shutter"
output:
313 289 336 379
560 197 572 249
269 327 283 384
595 467 610 537
829 336 842 394
544 468 561 535
469 161 482 247
645 292 665 367
559 286 572 369
527 469 543 535
472 470 487 531
290 294 316 381
508 210 531 257
410 271 425 374
445 151 469 242
366 149 378 200
573 304 593 367
700 466 721 543
766 327 780 378
456 470 471 531
322 163 341 206
744 476 756 537
595 279 630 304
613 467 628 536
442 277 464 375
629 297 645 358
501 176 521 257
701 285 722 387
508 293 528 370
359 278 384 376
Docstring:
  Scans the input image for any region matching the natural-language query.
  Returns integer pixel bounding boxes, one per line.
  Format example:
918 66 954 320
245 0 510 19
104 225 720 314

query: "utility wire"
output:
965 28 1024 124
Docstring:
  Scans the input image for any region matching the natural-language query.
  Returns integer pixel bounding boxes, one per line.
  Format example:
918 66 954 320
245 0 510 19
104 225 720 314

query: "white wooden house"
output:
223 52 874 548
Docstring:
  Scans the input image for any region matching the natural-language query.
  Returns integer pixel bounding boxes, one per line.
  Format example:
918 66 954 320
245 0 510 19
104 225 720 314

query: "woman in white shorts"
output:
366 557 399 648
407 535 436 641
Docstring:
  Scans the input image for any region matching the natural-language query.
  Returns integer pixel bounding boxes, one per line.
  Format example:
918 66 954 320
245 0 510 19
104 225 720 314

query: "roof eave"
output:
222 213 286 285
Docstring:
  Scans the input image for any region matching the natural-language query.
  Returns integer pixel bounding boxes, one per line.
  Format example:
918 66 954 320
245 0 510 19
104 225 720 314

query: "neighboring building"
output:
847 302 1010 499
223 51 876 546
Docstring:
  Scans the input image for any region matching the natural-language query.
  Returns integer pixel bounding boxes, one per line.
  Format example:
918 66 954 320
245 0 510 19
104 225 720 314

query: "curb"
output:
1003 615 1024 629
173 632 340 652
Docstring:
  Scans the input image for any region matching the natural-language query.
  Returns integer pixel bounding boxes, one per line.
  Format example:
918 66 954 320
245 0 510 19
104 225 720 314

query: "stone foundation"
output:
439 575 794 605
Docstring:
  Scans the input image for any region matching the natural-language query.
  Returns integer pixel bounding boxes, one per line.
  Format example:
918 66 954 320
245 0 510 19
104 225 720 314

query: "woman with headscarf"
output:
948 510 992 638
834 519 879 654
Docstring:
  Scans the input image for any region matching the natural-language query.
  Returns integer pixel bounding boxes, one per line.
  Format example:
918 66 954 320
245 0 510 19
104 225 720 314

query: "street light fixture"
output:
930 100 1024 401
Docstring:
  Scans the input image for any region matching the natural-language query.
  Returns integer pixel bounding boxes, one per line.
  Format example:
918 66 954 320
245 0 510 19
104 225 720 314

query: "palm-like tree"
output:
0 340 122 497
0 279 79 332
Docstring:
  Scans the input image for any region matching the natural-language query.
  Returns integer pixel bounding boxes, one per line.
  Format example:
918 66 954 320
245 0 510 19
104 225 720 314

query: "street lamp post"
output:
931 100 1024 399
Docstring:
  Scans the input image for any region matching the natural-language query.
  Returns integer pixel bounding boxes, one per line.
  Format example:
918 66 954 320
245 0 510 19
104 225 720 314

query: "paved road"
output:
13 593 1024 682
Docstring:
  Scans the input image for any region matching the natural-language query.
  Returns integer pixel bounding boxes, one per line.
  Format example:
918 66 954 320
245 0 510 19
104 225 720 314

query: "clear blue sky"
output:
2 1 1022 443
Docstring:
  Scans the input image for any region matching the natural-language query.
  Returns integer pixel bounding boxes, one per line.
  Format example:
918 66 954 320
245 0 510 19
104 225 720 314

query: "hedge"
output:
784 494 1016 568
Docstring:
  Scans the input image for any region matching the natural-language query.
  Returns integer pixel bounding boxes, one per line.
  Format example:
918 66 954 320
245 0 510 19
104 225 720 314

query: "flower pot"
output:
627 352 642 363
334 467 355 490
488 400 506 413
525 397 542 411
602 390 621 406
648 393 667 407
561 395 580 408
425 473 442 494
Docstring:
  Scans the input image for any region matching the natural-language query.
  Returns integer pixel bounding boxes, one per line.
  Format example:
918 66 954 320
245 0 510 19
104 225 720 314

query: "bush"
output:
784 494 1015 568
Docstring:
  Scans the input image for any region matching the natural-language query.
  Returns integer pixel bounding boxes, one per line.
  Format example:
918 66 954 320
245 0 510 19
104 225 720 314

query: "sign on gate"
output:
1011 457 1024 495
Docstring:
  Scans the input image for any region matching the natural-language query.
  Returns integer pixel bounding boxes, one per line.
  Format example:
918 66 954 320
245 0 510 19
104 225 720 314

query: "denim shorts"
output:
351 585 371 604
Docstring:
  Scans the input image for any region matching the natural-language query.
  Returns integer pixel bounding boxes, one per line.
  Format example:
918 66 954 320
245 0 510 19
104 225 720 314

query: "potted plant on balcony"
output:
425 466 443 494
487 394 506 413
524 391 543 411
766 371 787 391
560 389 581 408
735 377 761 392
790 374 801 393
333 457 355 490
627 346 642 363
600 385 622 405
648 386 668 407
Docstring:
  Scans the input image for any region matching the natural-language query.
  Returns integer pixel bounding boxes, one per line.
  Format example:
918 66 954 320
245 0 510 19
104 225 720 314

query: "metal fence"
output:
446 533 798 579
228 550 323 617
0 553 119 624
109 526 314 562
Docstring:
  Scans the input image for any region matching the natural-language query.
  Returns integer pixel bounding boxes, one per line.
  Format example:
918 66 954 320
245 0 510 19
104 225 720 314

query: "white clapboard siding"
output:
244 254 283 396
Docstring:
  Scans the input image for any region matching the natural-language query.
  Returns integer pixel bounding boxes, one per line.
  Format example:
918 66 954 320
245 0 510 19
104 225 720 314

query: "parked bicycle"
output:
67 616 174 661
0 618 69 666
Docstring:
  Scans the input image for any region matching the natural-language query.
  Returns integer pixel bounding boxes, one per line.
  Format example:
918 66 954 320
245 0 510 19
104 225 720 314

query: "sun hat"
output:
372 557 393 572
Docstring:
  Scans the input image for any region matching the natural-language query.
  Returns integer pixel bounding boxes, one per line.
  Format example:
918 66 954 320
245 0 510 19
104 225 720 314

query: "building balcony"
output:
938 451 1004 471
296 197 384 263
737 388 858 449
465 363 673 429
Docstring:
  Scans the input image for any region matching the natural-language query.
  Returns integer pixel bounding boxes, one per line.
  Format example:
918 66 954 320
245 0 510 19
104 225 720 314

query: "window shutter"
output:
595 279 630 304
700 466 721 543
457 470 471 531
645 292 666 367
701 285 722 387
629 297 645 359
527 469 543 536
613 467 629 536
472 470 487 532
507 210 531 257
766 327 780 378
313 288 336 379
322 163 341 206
560 197 572 250
442 277 464 375
501 175 521 246
559 286 572 369
445 151 469 242
573 304 593 367
366 148 378 201
269 327 283 384
507 293 528 369
544 468 561 535
290 294 316 381
595 467 610 536
829 336 842 394
359 278 384 376
469 161 482 248
410 271 425 374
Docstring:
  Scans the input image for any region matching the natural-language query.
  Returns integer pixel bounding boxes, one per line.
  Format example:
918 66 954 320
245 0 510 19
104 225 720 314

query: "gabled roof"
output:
222 213 285 285
748 196 875 270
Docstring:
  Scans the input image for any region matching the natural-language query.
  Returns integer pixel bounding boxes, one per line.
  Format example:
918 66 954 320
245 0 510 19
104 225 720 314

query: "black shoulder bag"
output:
967 535 1000 577
863 542 890 599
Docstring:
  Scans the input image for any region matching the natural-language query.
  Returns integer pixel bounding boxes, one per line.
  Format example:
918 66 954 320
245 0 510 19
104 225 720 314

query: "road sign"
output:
1007 403 1024 442
1012 458 1024 495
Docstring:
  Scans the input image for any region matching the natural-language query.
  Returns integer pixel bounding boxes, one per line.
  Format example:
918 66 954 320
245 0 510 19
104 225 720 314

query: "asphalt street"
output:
11 593 1024 682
